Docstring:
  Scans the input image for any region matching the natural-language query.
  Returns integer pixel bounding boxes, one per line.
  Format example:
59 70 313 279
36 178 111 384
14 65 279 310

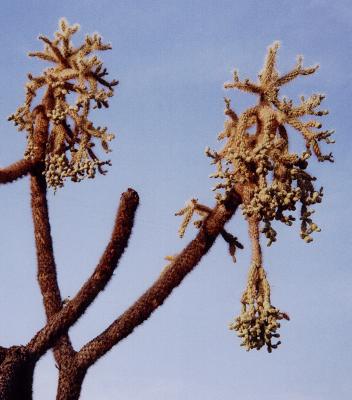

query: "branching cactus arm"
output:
26 188 139 358
75 191 241 370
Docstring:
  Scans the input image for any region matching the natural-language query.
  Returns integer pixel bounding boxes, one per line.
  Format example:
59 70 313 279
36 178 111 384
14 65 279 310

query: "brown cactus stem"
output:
56 358 87 400
75 191 241 371
0 346 35 400
248 216 262 266
30 170 76 365
52 191 240 400
0 159 37 184
31 89 54 162
0 189 139 400
1 90 53 187
26 188 139 359
0 93 55 400
30 88 76 372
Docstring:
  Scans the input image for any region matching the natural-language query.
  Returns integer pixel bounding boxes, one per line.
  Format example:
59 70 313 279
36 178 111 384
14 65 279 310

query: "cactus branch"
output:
26 188 139 358
75 191 241 369
30 171 76 365
0 159 37 184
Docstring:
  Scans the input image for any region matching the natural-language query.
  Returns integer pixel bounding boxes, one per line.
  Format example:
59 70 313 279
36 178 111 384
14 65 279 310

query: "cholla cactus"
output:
0 21 335 396
8 18 118 189
177 42 334 352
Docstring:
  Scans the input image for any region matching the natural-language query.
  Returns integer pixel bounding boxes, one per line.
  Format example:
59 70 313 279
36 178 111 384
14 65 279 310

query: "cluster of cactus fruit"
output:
229 262 290 352
8 18 117 189
176 42 333 351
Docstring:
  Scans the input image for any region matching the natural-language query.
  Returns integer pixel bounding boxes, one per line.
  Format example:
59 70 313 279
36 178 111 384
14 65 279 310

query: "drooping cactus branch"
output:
229 217 289 352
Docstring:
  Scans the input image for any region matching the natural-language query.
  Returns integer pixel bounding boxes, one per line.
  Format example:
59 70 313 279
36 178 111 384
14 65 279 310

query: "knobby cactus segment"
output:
8 18 118 190
176 42 334 352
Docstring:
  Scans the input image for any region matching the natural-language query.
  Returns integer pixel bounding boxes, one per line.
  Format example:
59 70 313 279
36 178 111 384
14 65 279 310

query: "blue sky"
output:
0 0 351 399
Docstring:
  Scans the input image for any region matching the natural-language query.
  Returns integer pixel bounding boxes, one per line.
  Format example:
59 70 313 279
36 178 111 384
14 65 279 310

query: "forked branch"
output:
26 188 139 358
75 191 241 369
0 188 139 399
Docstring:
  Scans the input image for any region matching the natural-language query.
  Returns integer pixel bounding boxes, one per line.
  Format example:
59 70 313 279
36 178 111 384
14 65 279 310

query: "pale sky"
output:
0 0 351 399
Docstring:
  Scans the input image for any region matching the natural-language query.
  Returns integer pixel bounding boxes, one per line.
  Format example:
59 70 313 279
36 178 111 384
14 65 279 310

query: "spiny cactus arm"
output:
286 117 334 162
274 93 328 118
259 41 280 86
224 70 262 94
275 57 319 87
224 97 238 123
36 35 70 67
0 159 37 184
30 171 76 364
26 188 139 358
235 106 258 136
75 191 241 370
218 106 258 158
